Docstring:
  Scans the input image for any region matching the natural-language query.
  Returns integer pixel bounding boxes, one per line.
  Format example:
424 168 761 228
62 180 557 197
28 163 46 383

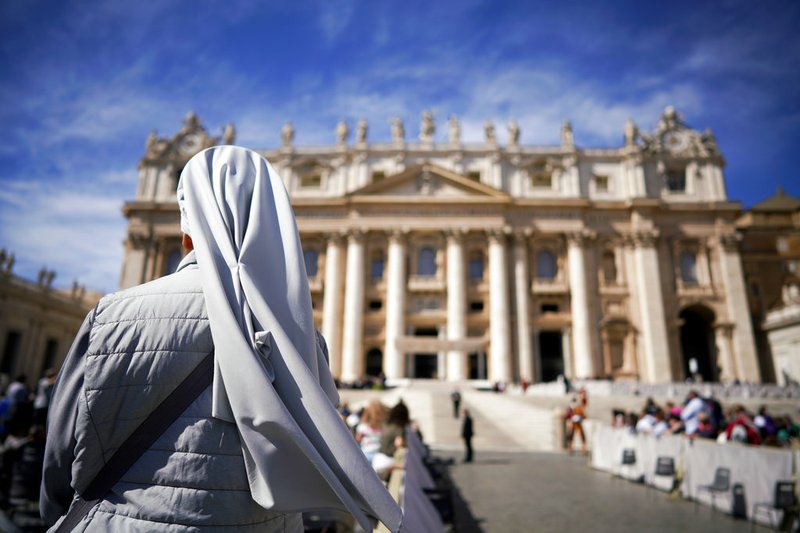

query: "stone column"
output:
341 230 366 383
630 230 673 382
321 233 345 378
561 327 574 379
714 323 736 382
567 230 595 378
446 230 468 380
717 234 761 381
513 230 534 382
384 230 407 379
488 229 512 382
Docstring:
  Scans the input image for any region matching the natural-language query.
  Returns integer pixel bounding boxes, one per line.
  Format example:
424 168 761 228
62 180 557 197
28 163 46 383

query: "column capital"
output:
625 229 660 248
387 227 410 244
714 322 735 337
325 231 347 245
565 229 597 246
512 227 534 244
345 228 366 242
444 227 468 243
717 232 741 252
486 226 512 243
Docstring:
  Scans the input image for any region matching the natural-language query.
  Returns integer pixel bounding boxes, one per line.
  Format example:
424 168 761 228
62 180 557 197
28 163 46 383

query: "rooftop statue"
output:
624 119 638 147
281 121 294 147
449 115 461 145
420 110 435 143
390 117 405 144
356 118 368 144
507 119 520 147
561 120 574 149
222 122 236 145
335 120 349 145
484 120 496 145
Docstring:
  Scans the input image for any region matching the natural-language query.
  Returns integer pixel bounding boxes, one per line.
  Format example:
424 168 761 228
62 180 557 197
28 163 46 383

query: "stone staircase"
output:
339 381 561 452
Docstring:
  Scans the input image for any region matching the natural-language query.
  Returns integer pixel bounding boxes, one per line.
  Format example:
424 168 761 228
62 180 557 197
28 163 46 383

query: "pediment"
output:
348 164 509 200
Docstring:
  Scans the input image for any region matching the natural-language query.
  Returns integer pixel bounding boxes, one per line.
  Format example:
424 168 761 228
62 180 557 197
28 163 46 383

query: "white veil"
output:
176 146 402 532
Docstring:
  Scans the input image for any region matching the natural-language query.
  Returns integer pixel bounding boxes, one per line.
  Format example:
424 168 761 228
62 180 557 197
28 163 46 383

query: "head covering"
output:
176 146 402 532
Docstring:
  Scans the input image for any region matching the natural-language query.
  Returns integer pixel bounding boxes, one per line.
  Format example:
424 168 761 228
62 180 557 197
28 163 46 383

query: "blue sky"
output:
1 0 798 293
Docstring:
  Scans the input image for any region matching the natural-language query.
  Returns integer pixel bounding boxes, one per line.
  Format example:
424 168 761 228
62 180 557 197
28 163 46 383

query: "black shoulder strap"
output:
56 350 215 532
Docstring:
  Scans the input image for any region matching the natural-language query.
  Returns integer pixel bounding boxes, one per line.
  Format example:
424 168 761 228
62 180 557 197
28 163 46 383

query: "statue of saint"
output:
281 121 294 147
561 120 574 148
448 115 461 145
624 119 638 147
507 119 520 147
356 119 368 144
420 110 435 142
484 120 496 145
335 120 349 145
222 122 236 145
390 117 405 144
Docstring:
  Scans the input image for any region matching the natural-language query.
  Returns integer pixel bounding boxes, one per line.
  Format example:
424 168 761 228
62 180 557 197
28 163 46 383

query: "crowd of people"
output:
612 390 800 447
338 398 413 480
0 370 56 513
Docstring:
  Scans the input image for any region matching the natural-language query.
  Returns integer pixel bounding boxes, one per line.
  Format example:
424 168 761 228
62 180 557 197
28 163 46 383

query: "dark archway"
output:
365 348 383 377
679 305 717 382
538 331 564 382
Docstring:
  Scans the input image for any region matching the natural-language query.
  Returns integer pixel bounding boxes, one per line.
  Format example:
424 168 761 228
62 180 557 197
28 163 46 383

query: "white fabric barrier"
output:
634 433 685 491
681 439 793 524
592 423 795 525
400 429 443 533
590 424 623 473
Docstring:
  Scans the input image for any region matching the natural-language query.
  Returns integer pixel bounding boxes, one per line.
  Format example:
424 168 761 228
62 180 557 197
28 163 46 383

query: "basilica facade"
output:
120 108 763 385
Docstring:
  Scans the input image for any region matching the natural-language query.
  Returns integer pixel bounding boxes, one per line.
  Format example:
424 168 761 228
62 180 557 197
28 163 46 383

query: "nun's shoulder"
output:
96 267 204 312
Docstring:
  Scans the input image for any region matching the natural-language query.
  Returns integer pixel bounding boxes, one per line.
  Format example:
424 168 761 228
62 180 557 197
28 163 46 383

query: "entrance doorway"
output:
365 348 383 377
413 354 438 379
679 305 717 382
539 331 564 382
468 352 487 380
410 327 439 379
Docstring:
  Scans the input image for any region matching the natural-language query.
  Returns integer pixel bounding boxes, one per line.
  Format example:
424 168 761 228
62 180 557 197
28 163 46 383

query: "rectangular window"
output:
665 169 686 192
531 173 552 188
371 258 385 280
372 171 386 182
300 173 322 188
469 301 484 313
594 174 609 192
467 171 481 182
541 303 559 313
1 331 22 374
368 300 383 311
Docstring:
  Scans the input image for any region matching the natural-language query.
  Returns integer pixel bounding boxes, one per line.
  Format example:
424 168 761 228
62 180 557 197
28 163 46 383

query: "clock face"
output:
663 131 688 152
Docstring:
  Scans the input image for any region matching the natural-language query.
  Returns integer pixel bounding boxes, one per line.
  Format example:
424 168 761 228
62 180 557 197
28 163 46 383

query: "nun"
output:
41 146 403 532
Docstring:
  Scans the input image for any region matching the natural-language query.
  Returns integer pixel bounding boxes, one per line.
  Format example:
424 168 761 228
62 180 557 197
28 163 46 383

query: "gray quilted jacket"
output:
41 253 302 532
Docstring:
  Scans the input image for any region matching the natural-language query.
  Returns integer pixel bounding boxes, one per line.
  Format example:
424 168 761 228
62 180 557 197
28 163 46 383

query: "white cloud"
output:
0 172 130 294
317 0 356 44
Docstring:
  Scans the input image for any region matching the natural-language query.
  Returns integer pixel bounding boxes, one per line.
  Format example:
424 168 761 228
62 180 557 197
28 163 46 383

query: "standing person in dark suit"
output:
461 409 474 463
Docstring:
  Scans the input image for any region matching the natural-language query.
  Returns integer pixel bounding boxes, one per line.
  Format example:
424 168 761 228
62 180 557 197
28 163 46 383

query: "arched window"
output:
602 250 617 284
680 251 698 284
468 251 484 281
303 249 319 277
536 250 557 280
418 246 437 276
371 251 385 280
